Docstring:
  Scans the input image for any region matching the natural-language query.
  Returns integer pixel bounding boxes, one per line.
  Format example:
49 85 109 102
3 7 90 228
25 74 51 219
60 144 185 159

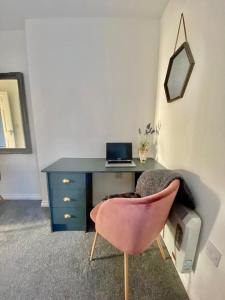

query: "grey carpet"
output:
0 200 189 300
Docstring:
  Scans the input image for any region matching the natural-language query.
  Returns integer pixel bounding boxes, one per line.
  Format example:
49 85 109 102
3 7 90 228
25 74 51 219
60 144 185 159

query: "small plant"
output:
138 122 161 151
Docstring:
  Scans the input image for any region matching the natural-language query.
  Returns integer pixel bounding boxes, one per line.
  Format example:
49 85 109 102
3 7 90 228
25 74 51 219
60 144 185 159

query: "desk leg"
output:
134 172 142 186
86 173 93 232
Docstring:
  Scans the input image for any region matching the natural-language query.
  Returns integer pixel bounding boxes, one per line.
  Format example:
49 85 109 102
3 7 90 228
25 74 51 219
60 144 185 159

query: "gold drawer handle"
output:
62 178 71 184
64 213 72 219
64 197 71 203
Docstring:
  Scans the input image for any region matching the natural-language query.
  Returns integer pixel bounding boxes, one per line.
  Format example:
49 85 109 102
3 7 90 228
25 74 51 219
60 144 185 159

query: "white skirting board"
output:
41 200 49 207
0 194 42 201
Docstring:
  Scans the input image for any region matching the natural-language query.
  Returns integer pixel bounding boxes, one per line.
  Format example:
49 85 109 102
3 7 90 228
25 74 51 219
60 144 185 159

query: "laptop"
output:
105 143 136 167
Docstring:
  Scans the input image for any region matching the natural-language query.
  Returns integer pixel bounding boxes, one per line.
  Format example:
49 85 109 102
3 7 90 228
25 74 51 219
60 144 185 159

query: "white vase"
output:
138 148 148 163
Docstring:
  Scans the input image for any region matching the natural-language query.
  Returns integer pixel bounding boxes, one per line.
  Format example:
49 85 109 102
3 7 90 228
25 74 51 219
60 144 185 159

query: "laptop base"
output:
105 161 136 168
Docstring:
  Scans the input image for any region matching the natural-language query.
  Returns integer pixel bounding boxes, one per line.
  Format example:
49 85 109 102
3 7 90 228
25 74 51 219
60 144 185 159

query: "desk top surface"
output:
42 158 164 173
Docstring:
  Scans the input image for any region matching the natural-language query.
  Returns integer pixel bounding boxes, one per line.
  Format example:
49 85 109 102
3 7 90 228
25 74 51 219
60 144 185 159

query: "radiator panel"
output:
162 204 201 273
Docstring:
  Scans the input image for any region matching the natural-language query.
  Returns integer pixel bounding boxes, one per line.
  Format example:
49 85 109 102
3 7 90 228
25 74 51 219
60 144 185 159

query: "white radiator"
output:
162 203 201 273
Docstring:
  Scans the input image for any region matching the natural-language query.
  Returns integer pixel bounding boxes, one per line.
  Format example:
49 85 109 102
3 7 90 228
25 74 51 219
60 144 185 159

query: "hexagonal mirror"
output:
164 42 195 102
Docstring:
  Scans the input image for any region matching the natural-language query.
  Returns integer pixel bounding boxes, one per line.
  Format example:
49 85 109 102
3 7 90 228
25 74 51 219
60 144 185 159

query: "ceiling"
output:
0 0 169 30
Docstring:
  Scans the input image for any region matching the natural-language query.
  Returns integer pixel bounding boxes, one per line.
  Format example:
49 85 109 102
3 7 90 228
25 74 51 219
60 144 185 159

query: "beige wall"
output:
155 0 225 299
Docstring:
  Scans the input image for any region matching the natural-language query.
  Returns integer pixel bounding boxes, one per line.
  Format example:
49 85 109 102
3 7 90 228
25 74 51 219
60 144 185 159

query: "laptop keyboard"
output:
108 160 131 164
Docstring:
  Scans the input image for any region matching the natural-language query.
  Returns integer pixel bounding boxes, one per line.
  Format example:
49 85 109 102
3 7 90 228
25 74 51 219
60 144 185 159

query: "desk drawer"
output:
48 172 85 192
50 188 86 208
52 207 85 231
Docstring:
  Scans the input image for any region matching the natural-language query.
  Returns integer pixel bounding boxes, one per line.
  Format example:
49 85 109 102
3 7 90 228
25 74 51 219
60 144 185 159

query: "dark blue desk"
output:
42 158 164 232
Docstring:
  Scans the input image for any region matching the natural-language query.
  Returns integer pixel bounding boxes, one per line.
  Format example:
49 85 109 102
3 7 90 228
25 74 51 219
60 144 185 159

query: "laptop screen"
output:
106 143 132 161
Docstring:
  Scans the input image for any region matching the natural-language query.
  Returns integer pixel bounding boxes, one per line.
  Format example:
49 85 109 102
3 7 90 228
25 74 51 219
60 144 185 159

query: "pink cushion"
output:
90 180 180 255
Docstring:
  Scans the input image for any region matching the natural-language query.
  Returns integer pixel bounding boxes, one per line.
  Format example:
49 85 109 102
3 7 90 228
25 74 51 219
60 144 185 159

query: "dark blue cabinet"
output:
47 172 92 232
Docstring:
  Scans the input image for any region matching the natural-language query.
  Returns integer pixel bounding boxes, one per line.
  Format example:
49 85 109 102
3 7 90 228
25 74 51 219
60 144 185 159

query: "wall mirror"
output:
0 72 32 153
164 42 195 102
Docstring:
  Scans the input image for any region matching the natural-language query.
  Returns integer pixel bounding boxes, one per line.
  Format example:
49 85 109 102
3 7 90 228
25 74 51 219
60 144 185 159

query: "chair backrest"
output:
95 180 180 255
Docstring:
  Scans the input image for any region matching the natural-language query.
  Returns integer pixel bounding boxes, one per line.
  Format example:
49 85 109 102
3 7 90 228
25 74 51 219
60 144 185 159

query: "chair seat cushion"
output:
102 192 140 201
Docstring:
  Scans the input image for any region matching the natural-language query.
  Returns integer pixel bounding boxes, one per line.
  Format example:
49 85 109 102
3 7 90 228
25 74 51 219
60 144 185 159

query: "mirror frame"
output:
0 72 32 154
164 42 195 103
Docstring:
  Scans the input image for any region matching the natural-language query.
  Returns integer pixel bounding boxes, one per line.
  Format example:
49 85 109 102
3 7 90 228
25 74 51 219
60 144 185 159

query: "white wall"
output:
0 30 40 199
25 18 160 205
155 1 225 299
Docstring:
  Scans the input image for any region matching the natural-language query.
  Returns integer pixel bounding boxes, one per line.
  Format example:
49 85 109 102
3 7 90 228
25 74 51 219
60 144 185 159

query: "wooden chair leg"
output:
124 253 129 300
156 236 166 260
90 231 98 261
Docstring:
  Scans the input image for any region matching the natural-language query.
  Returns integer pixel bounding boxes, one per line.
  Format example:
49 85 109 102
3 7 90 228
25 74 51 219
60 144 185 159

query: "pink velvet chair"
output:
90 179 180 300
